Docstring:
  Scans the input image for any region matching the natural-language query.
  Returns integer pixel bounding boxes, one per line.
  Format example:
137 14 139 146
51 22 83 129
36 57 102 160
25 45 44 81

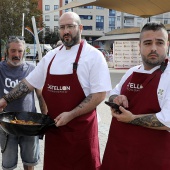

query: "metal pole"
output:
33 36 36 60
0 14 1 61
32 16 42 60
22 13 25 37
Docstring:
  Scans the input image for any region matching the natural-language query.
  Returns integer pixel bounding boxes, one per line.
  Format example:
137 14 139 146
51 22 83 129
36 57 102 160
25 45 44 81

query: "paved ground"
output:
0 63 126 169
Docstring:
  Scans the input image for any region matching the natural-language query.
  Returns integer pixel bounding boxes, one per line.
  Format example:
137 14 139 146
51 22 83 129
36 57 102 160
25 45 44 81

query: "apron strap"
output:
73 40 84 72
48 41 84 74
160 58 168 72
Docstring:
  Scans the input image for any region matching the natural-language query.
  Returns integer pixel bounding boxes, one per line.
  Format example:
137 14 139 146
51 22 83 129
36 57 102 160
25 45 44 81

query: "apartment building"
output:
39 0 116 45
41 0 60 33
39 0 170 45
116 12 170 29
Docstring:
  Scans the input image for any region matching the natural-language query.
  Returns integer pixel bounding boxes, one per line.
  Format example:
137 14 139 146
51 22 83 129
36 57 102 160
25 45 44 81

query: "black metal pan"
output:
0 111 55 136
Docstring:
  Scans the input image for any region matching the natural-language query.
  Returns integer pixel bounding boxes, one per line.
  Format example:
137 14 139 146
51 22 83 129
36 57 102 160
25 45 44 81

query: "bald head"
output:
59 12 81 25
58 12 83 49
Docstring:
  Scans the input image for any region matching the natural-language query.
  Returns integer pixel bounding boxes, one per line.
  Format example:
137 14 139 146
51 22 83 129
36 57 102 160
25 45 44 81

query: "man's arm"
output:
112 106 170 131
0 79 34 111
72 92 106 117
54 92 106 126
129 114 169 130
35 89 48 114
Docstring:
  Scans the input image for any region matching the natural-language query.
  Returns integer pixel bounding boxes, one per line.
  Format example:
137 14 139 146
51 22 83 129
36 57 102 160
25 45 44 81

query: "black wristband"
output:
2 95 9 103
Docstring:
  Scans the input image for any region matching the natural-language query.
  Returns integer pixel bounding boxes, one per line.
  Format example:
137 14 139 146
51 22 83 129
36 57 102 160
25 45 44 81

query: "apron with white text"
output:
102 62 170 170
42 41 101 170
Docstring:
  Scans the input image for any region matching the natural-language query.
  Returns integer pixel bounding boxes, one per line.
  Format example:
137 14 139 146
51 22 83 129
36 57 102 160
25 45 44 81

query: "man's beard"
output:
7 56 23 66
60 33 80 48
141 52 166 68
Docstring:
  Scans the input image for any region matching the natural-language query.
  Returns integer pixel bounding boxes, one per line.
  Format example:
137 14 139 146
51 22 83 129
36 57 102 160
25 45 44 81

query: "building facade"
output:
39 0 170 46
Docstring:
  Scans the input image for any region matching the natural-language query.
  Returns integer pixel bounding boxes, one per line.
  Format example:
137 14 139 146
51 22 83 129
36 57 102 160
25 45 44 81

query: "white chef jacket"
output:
26 40 112 97
110 63 170 128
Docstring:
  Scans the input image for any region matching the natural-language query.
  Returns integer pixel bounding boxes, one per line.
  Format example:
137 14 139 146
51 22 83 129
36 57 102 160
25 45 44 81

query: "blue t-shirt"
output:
0 61 36 112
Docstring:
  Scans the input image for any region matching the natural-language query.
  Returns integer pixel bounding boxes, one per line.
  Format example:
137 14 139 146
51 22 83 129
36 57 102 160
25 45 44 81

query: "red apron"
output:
101 65 170 170
42 41 101 170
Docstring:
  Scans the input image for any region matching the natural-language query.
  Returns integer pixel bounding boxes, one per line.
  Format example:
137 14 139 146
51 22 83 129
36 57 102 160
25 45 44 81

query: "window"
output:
96 6 104 9
96 16 104 31
45 26 50 32
45 5 50 11
109 17 115 28
109 9 115 16
79 6 93 9
164 20 168 24
54 5 58 10
109 17 115 31
124 18 134 25
79 15 93 20
45 15 50 21
54 26 58 33
54 15 59 21
83 26 92 30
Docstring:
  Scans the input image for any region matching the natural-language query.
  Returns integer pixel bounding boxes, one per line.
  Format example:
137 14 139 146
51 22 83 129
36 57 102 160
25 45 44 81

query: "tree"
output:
0 0 43 43
44 31 60 48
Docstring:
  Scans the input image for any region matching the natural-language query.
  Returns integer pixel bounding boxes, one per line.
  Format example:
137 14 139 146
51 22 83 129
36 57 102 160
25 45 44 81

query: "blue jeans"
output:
0 128 40 170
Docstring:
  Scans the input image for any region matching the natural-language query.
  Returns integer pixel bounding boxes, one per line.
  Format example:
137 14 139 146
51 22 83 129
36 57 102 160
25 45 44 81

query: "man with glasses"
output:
0 12 112 170
0 37 47 170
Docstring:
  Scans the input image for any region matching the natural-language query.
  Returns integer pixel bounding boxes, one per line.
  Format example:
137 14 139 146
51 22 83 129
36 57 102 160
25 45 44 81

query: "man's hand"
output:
54 111 74 127
0 98 7 112
113 95 129 108
111 106 170 130
111 106 135 122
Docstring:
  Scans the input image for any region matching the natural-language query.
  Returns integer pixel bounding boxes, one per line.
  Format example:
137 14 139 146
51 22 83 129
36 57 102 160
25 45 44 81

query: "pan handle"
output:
39 122 55 140
0 109 7 114
0 110 6 114
47 122 56 127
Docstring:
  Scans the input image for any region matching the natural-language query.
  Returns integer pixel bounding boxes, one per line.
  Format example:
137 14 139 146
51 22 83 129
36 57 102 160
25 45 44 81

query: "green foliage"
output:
44 31 60 47
0 0 43 43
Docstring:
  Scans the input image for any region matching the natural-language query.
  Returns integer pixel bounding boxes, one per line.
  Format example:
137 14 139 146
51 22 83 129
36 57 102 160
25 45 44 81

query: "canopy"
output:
95 33 140 41
58 0 170 18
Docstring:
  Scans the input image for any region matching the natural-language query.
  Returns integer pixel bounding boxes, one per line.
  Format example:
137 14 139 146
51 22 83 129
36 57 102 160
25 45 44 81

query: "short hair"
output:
6 36 26 52
140 22 168 40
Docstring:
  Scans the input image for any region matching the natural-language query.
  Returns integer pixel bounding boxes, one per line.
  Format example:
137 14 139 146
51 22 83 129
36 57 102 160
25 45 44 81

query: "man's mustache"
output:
63 33 70 37
12 56 20 60
147 51 159 57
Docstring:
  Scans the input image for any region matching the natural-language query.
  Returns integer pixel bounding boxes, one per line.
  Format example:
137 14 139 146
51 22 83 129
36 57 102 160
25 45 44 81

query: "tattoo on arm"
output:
78 94 92 109
129 114 164 127
3 81 31 103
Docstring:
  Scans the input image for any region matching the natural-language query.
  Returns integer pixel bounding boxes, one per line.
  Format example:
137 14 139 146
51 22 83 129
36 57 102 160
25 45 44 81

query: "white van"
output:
25 44 52 59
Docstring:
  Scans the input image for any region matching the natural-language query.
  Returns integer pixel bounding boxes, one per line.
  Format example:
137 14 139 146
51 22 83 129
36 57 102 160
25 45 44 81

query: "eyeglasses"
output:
58 24 78 31
8 36 25 41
